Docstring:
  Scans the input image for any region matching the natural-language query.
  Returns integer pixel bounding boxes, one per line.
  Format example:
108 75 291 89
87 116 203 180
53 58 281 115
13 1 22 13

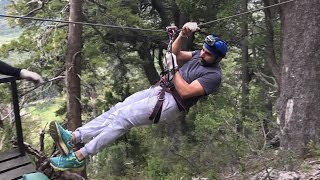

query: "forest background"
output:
0 0 319 179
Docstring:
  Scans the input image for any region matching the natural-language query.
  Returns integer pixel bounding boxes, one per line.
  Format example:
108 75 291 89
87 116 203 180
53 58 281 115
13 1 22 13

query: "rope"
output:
0 0 295 31
0 14 165 33
199 0 295 27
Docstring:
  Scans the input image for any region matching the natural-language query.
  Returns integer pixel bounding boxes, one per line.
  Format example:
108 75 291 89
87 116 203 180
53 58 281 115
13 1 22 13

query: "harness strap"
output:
160 77 187 112
169 88 187 112
149 88 165 124
149 78 188 124
149 26 181 124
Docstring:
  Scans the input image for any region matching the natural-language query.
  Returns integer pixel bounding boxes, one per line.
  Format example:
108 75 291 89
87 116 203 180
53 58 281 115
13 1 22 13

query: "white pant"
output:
74 86 182 157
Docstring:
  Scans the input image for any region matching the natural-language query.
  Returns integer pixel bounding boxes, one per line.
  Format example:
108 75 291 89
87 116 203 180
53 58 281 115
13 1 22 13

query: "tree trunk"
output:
65 0 87 178
137 41 160 85
65 0 83 131
171 1 190 51
263 0 281 88
278 0 320 156
151 0 170 28
239 0 249 132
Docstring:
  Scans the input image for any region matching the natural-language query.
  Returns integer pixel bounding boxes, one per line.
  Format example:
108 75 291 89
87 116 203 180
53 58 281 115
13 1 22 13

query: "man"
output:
0 60 44 84
49 22 228 171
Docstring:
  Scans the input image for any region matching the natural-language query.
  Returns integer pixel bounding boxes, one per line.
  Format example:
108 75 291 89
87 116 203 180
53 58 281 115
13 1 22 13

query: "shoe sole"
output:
50 162 85 171
49 121 69 156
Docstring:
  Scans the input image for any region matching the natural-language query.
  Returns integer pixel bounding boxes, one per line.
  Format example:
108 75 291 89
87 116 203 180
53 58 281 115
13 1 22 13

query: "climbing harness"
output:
149 76 187 124
149 26 187 124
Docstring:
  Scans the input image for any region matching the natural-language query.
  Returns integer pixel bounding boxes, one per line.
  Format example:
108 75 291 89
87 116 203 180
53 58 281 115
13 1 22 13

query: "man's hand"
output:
163 52 178 72
180 22 200 37
20 69 44 84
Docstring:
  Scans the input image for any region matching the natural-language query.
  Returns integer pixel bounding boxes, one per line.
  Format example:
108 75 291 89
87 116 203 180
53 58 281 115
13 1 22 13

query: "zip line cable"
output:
0 14 165 32
198 0 295 27
0 0 295 32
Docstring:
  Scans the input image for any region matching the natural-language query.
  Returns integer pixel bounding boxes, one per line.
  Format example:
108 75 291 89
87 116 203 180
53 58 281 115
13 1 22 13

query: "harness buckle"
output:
157 89 165 101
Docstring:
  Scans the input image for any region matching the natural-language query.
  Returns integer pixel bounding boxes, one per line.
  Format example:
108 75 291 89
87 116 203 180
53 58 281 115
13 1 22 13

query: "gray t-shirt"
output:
178 50 222 108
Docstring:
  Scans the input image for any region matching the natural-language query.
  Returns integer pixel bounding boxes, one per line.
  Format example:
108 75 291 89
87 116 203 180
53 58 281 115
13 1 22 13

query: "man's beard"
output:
200 58 211 66
200 57 220 66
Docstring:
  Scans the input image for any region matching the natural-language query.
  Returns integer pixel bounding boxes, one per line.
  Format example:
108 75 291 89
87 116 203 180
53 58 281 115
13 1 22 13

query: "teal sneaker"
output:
49 121 74 155
50 151 85 171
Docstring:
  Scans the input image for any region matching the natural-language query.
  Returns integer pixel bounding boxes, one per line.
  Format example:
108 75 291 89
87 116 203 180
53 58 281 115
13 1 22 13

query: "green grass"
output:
23 97 64 123
21 97 64 152
0 31 21 46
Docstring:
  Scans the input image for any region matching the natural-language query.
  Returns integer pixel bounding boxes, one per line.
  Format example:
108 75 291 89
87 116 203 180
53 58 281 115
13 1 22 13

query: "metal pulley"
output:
165 26 178 52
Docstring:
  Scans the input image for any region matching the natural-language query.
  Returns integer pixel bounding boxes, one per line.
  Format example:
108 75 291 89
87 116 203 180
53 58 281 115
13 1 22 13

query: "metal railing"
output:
0 75 25 156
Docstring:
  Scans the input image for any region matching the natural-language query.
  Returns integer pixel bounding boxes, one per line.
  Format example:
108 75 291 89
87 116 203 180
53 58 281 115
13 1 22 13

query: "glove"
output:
20 69 44 84
183 22 199 32
163 52 178 72
180 22 200 37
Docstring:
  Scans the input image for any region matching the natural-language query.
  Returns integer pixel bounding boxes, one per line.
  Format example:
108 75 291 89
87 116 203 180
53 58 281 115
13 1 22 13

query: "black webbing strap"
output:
149 82 188 124
169 89 187 112
149 88 166 124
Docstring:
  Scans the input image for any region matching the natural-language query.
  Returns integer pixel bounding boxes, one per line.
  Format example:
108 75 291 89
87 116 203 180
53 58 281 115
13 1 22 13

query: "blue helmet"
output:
203 35 228 59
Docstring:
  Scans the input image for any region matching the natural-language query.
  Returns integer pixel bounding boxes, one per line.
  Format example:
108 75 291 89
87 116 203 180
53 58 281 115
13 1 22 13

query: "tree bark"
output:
65 0 87 178
278 0 320 156
151 0 170 27
65 0 83 131
137 41 160 85
171 1 191 51
263 0 281 88
239 0 249 132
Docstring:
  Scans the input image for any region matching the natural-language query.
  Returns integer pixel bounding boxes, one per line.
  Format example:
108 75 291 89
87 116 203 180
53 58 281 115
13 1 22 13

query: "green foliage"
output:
24 98 64 121
146 157 169 179
0 121 16 152
0 84 11 104
307 140 320 157
176 0 195 13
22 98 63 150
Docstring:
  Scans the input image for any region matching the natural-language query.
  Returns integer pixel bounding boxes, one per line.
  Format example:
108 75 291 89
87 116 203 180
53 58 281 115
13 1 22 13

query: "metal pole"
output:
10 81 25 156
